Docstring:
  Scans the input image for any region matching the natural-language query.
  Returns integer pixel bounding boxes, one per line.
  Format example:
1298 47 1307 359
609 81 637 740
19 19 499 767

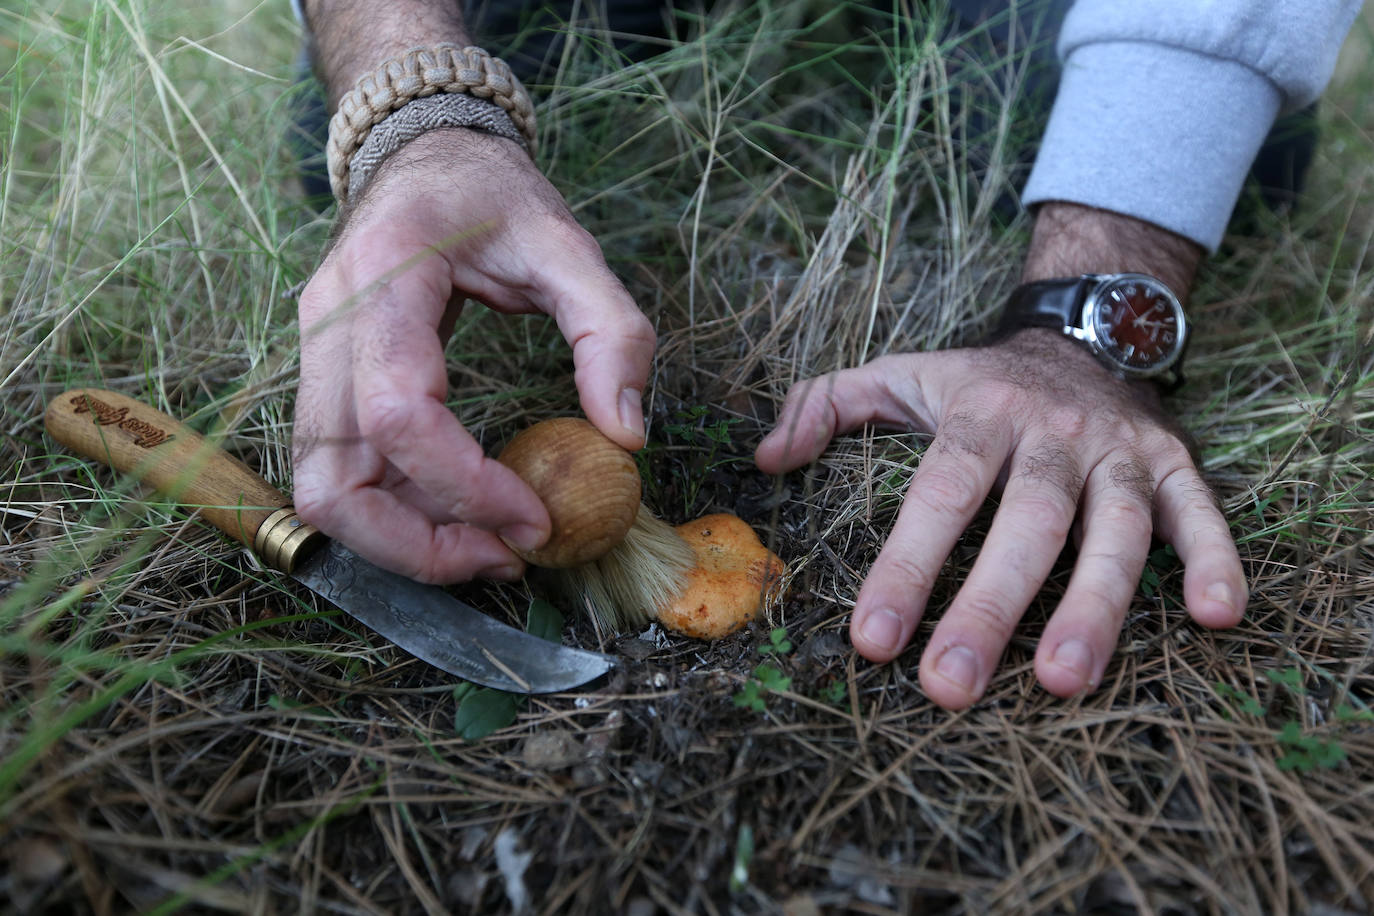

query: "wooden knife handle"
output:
44 388 323 572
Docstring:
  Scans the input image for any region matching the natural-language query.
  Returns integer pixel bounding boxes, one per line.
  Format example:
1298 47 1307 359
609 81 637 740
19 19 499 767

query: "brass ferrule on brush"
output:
254 507 325 573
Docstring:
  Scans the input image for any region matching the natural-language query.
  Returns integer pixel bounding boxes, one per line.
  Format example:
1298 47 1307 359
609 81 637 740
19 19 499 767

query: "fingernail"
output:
934 645 977 693
499 524 545 552
857 608 903 653
619 388 645 440
1203 581 1233 612
1050 639 1093 680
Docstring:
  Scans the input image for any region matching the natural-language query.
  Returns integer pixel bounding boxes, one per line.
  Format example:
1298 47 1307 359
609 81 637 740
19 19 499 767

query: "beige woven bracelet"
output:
326 43 537 204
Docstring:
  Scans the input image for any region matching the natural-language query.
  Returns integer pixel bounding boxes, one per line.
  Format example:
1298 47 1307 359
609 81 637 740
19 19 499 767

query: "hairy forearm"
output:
1021 202 1203 305
302 0 471 108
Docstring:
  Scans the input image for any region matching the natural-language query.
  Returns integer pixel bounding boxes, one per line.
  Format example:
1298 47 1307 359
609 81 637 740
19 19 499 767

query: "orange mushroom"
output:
655 513 785 640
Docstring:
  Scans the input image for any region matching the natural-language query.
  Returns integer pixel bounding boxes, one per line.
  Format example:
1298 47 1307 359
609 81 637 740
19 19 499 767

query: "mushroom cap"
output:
497 417 642 568
656 513 784 640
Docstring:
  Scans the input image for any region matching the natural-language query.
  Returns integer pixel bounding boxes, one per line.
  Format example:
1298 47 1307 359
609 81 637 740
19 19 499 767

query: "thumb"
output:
534 234 656 451
756 355 938 472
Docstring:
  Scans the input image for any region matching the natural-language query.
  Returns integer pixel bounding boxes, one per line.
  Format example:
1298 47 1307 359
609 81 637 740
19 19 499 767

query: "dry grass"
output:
3 1 1372 913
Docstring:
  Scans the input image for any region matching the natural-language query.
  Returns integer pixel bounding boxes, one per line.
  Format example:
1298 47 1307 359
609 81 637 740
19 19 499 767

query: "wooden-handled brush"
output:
496 417 694 630
497 417 784 638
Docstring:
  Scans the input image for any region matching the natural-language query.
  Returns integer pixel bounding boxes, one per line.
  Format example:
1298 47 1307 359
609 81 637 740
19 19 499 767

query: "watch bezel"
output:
1075 273 1189 380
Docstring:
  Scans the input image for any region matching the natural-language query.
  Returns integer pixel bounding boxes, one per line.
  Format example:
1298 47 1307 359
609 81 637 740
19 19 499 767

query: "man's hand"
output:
292 0 653 584
756 201 1248 710
756 330 1246 709
293 129 655 582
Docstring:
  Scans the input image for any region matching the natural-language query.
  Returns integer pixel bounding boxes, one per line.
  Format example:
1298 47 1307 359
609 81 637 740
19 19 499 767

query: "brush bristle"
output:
550 508 696 631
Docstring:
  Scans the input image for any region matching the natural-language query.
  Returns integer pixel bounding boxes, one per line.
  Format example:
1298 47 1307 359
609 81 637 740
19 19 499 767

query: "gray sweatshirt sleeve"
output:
1021 0 1361 252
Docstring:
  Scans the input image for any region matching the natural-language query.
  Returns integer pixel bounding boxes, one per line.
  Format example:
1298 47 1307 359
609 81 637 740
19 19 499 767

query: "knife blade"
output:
43 388 616 693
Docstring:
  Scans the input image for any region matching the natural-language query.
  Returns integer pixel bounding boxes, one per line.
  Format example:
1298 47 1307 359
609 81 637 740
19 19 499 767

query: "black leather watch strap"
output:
997 276 1096 336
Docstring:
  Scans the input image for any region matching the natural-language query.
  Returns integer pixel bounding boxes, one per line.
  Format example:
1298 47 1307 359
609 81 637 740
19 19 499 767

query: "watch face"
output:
1083 274 1187 375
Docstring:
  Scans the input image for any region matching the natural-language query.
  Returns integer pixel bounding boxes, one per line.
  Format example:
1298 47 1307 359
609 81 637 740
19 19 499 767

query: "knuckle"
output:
954 590 1019 635
410 553 454 585
1157 462 1217 507
1093 497 1153 539
1153 437 1197 472
621 310 658 350
875 551 938 597
1076 552 1141 599
445 453 499 519
290 415 324 467
355 392 416 452
545 216 603 259
373 537 445 584
1043 406 1090 440
417 525 499 585
933 409 999 459
1108 455 1155 504
444 480 484 522
292 473 336 532
569 308 656 363
1017 438 1084 496
873 364 922 411
1006 494 1075 542
784 375 833 411
912 465 985 518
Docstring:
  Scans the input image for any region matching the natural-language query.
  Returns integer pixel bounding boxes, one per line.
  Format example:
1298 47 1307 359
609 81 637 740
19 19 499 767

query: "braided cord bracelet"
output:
346 94 529 201
325 43 537 204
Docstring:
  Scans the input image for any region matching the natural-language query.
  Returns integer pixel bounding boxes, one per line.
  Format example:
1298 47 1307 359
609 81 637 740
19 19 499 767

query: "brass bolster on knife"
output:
254 507 325 574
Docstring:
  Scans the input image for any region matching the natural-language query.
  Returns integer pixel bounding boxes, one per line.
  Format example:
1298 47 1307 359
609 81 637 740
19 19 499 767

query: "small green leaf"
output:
759 627 793 656
1277 720 1303 745
755 663 792 693
526 598 563 643
820 680 847 704
1312 742 1347 768
1265 667 1304 690
454 688 520 741
733 681 766 712
1295 735 1323 752
704 418 739 445
1147 545 1178 567
1276 751 1308 772
1335 703 1374 723
1213 681 1265 717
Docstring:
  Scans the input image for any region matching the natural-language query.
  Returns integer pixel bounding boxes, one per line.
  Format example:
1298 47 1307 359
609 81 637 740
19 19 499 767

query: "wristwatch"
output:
998 272 1190 386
